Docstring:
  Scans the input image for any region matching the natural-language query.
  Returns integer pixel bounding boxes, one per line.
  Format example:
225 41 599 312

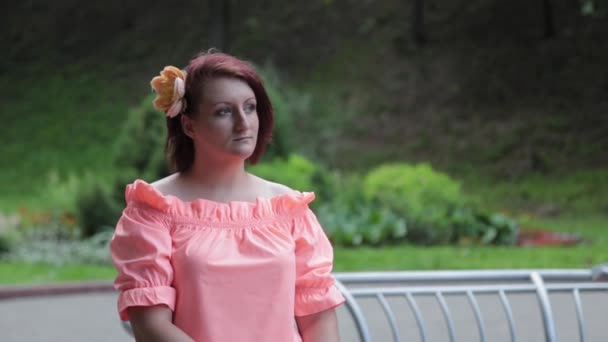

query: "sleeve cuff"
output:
117 285 176 321
294 285 345 317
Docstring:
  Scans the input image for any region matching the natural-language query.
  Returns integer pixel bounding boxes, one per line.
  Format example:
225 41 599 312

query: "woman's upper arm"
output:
293 207 345 317
110 206 176 321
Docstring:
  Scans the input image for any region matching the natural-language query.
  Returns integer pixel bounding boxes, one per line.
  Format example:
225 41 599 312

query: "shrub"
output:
1 230 113 266
363 163 464 216
75 182 121 238
258 66 302 160
363 163 466 244
317 201 407 247
113 94 168 180
0 229 19 254
427 205 517 245
39 170 85 214
73 94 169 237
248 154 337 203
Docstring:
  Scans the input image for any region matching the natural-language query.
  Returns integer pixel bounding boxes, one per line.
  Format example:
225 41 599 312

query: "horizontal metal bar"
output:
348 283 608 297
334 270 592 284
545 283 608 291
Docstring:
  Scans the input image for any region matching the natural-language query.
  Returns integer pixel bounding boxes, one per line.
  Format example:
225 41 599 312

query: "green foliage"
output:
1 209 113 267
317 202 407 247
249 154 324 193
72 94 170 238
1 231 114 267
75 182 121 238
464 169 608 216
362 162 519 245
447 208 519 246
258 66 302 160
0 66 129 210
363 163 464 215
37 170 104 215
0 230 19 254
113 93 169 181
363 163 466 243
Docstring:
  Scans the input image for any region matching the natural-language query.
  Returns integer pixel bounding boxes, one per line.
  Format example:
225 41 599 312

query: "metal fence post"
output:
531 272 557 342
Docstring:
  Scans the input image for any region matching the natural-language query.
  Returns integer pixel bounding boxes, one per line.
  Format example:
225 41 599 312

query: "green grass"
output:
335 244 607 271
0 262 117 285
2 215 605 285
0 65 135 212
462 169 608 216
334 215 607 271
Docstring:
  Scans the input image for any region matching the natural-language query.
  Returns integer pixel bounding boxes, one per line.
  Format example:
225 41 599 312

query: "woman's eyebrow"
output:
210 97 256 106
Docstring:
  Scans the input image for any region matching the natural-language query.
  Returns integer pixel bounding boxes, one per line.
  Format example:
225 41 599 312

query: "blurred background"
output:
1 0 607 284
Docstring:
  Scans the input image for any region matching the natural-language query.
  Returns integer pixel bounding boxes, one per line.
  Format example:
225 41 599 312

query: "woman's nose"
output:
234 109 249 131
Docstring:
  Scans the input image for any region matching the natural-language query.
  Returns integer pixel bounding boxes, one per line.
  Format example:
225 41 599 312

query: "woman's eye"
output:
245 103 257 113
217 107 232 116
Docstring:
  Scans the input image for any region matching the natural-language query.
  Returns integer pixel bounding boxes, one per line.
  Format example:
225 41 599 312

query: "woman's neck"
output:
179 157 252 201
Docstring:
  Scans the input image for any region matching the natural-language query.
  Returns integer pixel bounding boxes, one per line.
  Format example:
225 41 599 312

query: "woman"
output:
109 51 344 342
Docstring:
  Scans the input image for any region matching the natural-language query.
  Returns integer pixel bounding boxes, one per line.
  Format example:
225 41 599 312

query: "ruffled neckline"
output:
124 179 315 222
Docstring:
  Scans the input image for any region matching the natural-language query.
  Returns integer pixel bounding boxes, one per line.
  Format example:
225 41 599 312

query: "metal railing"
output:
120 265 608 341
334 266 608 342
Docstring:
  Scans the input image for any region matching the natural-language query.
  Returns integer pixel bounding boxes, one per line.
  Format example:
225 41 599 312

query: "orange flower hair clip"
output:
150 66 187 118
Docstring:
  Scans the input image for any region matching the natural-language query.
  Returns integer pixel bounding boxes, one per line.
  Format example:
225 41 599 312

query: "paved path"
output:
1 291 607 341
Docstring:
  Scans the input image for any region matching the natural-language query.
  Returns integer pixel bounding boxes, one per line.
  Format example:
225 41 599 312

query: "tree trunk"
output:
542 0 556 38
208 0 231 51
412 0 426 46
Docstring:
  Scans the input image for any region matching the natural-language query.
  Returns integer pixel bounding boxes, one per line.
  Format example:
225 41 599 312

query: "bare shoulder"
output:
149 173 180 196
249 174 297 197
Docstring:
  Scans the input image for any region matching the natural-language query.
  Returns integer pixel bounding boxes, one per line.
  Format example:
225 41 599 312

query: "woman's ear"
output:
181 114 196 139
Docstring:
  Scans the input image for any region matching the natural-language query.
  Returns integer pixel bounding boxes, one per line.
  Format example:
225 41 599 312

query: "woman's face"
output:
183 77 259 162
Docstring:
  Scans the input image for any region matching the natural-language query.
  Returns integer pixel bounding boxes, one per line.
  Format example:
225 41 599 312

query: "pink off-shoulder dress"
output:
109 179 345 342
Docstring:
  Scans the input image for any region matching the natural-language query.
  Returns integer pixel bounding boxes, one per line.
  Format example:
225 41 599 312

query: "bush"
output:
317 201 407 247
75 182 121 238
1 230 113 266
363 163 466 244
113 94 168 181
259 66 303 160
248 154 338 203
73 94 169 237
364 163 464 216
0 230 19 254
450 209 518 246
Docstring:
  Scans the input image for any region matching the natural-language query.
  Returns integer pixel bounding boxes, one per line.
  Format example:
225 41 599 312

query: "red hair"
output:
165 51 274 172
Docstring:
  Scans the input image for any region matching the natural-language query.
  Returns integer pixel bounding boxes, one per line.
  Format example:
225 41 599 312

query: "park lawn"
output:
336 215 608 271
2 244 604 286
0 263 117 286
2 216 606 285
334 244 607 271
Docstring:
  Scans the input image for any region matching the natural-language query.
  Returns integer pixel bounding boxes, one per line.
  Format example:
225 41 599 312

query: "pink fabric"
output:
110 179 344 342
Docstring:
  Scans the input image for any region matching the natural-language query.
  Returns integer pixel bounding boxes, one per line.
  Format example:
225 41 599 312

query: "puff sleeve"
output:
293 207 345 316
109 206 176 321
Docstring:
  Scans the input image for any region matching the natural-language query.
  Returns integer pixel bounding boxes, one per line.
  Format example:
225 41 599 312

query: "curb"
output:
0 281 115 300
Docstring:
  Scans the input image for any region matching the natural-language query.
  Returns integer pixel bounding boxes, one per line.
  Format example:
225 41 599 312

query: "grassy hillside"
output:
1 0 607 213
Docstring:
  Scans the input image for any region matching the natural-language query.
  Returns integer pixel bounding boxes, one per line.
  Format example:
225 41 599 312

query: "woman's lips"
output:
233 136 252 141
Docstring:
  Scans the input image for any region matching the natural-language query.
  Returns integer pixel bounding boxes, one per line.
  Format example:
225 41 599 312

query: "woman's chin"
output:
227 148 255 160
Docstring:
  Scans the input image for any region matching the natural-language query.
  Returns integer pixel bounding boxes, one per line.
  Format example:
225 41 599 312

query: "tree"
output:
542 0 556 38
412 0 426 46
208 0 231 51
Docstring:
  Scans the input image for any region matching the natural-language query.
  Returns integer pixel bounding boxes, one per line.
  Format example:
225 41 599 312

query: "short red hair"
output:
165 51 274 172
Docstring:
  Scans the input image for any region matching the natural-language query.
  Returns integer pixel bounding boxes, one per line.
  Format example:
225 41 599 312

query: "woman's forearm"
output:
132 320 195 342
128 306 195 342
296 308 341 342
